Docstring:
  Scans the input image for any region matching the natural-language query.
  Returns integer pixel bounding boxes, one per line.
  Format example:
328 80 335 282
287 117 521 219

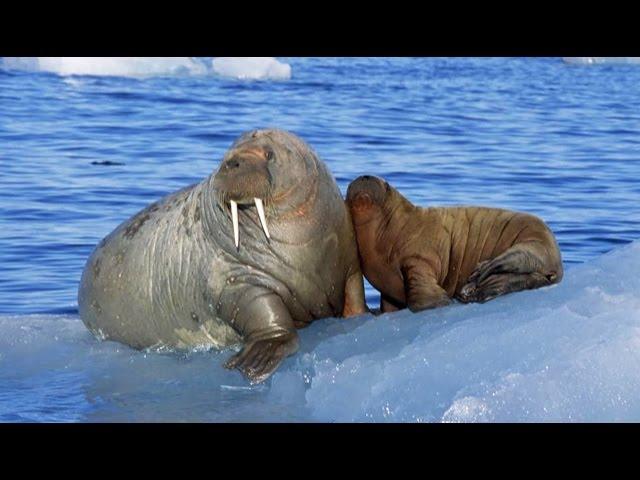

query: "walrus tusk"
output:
230 200 239 249
254 198 270 240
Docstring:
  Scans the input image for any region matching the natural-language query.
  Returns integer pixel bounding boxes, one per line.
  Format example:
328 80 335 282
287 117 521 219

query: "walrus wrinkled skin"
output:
346 175 563 313
78 129 367 383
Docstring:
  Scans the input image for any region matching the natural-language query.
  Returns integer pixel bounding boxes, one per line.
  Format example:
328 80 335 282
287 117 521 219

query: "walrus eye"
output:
265 150 274 162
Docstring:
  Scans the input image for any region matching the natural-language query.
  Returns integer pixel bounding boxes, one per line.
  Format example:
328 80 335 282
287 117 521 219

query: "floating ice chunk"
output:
211 57 291 80
292 240 640 422
1 57 208 78
1 57 292 81
562 57 640 65
2 241 640 421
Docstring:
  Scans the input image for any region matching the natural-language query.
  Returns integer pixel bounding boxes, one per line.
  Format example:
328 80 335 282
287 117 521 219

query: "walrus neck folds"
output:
375 189 415 240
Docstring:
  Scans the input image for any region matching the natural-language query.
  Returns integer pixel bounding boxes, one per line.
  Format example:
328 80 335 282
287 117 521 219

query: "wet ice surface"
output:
2 240 640 422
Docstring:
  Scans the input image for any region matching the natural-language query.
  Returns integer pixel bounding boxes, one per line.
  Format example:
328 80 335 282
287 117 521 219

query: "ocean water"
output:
1 57 640 422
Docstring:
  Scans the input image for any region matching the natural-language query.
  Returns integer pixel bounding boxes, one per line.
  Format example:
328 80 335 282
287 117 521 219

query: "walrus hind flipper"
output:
458 244 558 304
458 272 551 303
467 244 548 285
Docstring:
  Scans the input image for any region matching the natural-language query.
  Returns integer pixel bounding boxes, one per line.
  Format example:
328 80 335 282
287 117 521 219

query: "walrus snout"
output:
213 147 275 249
346 175 388 210
213 148 272 204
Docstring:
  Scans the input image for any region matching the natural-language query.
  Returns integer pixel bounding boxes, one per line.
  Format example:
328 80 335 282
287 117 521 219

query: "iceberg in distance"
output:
0 57 208 77
563 57 640 65
0 57 292 80
211 57 292 80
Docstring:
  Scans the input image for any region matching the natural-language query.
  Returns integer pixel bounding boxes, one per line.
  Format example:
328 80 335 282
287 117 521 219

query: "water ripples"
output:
2 57 640 314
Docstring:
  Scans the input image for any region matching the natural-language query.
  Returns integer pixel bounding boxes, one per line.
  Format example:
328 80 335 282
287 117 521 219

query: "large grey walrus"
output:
345 175 563 313
78 129 367 383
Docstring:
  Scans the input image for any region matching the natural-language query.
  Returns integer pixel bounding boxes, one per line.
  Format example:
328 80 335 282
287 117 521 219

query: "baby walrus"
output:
346 175 563 313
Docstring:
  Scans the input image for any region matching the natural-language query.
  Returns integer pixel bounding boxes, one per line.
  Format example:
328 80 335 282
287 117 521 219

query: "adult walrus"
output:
346 175 563 313
78 129 367 383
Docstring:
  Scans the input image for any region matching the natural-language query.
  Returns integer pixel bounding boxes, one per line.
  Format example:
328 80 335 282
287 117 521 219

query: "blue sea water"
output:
1 57 640 422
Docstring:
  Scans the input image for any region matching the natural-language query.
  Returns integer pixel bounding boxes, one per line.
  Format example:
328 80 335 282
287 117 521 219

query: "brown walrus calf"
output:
346 175 563 313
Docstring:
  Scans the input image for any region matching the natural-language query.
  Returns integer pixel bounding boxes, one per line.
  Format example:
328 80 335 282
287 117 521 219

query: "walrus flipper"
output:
458 242 560 303
380 294 402 313
223 291 299 383
401 261 451 313
460 272 552 303
468 243 549 284
342 271 369 317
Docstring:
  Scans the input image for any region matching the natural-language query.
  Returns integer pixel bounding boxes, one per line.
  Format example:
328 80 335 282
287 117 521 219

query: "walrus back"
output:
437 206 562 295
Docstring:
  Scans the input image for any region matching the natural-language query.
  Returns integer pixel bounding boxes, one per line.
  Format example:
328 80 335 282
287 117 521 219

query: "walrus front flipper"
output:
401 261 451 313
223 292 299 384
224 331 299 384
342 271 369 317
380 294 402 313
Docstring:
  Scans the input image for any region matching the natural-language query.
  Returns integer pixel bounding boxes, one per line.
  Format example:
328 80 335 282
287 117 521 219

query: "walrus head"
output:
346 175 392 224
212 129 320 248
